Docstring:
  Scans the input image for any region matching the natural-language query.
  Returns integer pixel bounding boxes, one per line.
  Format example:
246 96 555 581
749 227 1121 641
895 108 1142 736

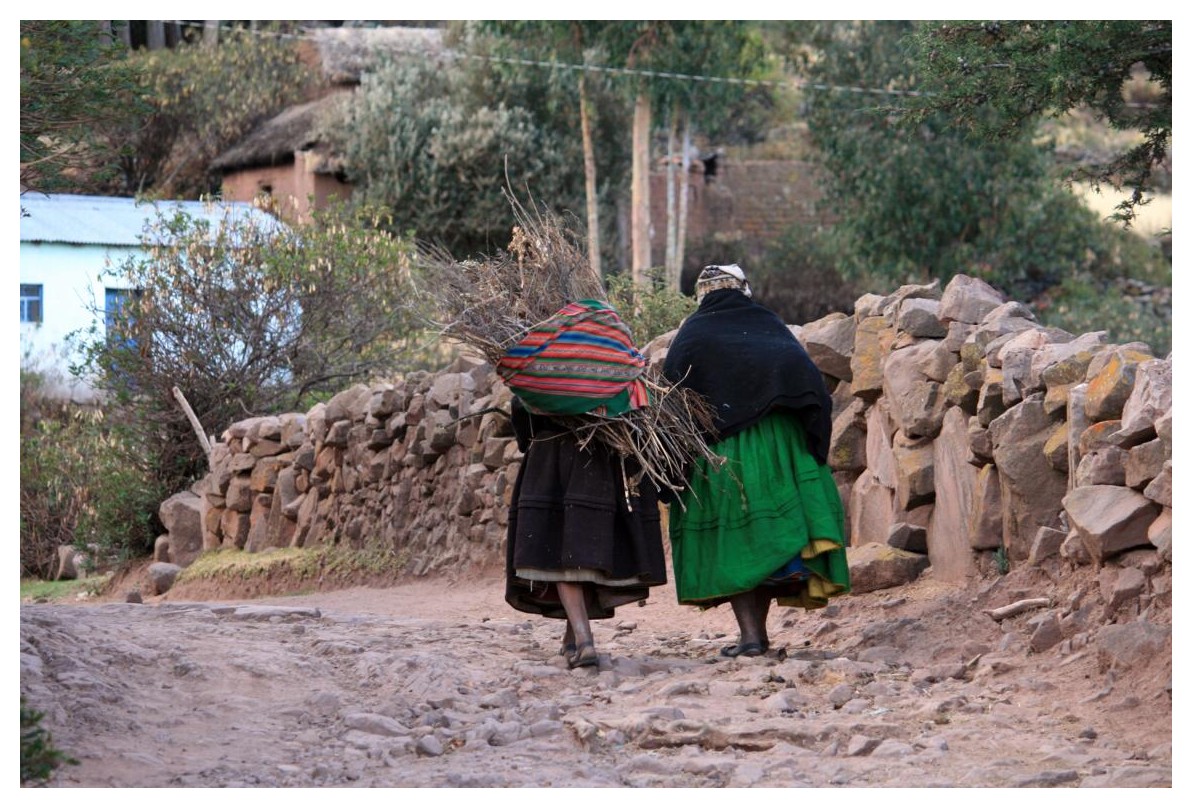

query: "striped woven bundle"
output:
496 299 649 417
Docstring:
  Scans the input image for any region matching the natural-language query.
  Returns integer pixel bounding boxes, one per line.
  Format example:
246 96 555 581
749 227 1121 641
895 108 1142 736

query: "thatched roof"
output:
212 27 445 175
312 26 444 85
211 92 348 173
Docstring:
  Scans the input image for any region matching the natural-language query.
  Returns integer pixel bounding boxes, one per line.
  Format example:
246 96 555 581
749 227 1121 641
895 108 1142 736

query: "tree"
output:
76 202 427 494
333 55 581 257
783 21 1143 301
593 23 768 287
117 25 316 197
472 22 618 278
21 21 316 199
20 20 145 193
905 20 1171 225
475 23 769 288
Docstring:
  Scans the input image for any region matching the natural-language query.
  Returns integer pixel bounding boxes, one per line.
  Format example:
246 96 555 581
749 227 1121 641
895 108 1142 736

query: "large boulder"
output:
1063 485 1161 562
1116 358 1171 446
850 316 895 400
849 470 897 546
1085 347 1155 423
847 543 931 594
159 491 205 568
989 394 1067 560
801 312 855 381
926 407 978 580
938 274 1006 325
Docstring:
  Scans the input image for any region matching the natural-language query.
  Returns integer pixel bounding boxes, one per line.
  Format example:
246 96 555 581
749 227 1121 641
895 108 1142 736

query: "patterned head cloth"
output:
695 264 751 303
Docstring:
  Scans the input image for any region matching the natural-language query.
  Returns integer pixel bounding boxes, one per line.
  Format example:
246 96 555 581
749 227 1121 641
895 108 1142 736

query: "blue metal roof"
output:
19 193 283 247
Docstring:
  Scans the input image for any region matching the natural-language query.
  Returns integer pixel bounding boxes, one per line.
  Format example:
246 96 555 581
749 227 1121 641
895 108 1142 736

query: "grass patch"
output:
178 545 412 585
20 576 110 603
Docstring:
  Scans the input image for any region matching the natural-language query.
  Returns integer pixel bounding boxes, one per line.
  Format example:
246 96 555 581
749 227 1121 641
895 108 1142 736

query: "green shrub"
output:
334 56 580 258
751 225 862 324
1037 275 1171 357
74 201 427 500
21 698 76 786
605 270 697 344
20 374 164 578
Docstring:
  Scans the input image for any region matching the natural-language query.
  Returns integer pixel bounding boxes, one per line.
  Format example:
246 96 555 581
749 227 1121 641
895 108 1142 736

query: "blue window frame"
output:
105 287 142 350
20 284 42 323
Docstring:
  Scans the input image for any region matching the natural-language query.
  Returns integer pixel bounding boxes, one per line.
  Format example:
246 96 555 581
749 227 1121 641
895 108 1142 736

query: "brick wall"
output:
648 159 832 266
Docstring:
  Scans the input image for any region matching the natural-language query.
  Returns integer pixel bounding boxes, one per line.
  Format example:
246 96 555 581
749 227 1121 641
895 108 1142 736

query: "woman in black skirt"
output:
504 399 668 669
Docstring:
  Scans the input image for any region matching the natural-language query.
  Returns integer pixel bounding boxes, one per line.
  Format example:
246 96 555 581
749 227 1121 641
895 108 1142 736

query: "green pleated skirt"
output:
669 410 851 609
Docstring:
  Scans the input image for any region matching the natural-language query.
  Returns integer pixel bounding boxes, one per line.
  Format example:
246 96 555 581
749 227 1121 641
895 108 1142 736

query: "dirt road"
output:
20 568 1172 788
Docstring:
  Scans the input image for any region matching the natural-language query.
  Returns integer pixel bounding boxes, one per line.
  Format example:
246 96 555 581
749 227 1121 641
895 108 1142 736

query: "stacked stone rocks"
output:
158 354 522 579
786 274 1171 618
157 274 1171 626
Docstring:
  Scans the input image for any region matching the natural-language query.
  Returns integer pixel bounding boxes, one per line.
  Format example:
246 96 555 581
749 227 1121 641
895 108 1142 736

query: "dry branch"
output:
414 193 723 500
983 597 1052 622
172 385 213 462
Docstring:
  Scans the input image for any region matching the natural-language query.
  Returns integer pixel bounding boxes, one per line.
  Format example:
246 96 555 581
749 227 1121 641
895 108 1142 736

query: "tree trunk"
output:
664 108 678 289
579 73 602 278
146 21 166 50
630 91 652 285
676 114 693 292
203 21 221 48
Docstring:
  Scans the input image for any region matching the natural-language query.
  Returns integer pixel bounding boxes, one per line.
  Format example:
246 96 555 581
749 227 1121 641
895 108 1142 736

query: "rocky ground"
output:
20 563 1172 789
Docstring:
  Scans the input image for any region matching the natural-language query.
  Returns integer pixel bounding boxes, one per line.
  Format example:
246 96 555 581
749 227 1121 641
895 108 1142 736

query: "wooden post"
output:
172 386 213 462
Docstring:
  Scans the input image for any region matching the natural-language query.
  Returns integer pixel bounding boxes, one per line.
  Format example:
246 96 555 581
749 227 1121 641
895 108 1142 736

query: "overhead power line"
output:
168 20 1164 108
168 20 929 99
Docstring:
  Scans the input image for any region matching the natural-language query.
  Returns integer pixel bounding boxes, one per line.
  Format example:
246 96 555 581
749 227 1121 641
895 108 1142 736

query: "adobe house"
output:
212 26 443 223
214 25 834 275
210 93 352 223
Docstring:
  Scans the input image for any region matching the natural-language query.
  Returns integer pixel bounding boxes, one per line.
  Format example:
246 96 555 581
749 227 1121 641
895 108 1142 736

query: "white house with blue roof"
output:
20 194 280 401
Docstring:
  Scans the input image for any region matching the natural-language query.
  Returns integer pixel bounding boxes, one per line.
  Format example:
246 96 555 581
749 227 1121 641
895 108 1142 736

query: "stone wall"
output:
158 274 1172 608
782 275 1171 595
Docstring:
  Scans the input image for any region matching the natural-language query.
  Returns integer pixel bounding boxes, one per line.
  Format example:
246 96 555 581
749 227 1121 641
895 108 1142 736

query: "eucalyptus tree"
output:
472 22 621 276
479 23 768 288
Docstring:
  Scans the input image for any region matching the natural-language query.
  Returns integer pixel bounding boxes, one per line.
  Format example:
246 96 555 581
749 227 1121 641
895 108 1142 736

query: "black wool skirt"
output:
505 427 667 620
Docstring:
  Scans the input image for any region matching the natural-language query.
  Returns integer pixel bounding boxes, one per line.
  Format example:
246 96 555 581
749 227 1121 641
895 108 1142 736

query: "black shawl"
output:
663 289 833 465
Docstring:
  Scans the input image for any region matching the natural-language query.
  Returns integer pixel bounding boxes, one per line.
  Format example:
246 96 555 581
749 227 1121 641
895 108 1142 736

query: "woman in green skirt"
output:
663 265 850 657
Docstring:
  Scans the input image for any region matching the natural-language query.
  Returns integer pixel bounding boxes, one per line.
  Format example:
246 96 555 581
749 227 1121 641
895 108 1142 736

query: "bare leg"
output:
754 588 772 649
559 621 576 656
556 582 598 668
724 588 768 657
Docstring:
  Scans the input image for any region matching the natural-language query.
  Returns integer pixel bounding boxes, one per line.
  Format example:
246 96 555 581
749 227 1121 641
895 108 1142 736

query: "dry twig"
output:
414 193 723 499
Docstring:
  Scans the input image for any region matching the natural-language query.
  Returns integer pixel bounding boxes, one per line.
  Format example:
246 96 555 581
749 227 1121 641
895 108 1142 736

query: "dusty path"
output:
21 569 1172 788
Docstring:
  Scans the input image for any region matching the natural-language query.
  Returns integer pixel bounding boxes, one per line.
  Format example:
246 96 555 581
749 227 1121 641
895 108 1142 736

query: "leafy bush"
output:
115 26 316 198
605 269 697 344
21 698 77 786
1037 275 1172 357
333 56 581 258
20 373 164 577
74 201 428 500
784 24 1131 298
751 225 861 324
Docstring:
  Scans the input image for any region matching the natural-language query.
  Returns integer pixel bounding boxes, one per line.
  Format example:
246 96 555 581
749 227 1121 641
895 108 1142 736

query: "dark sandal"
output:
559 643 577 658
720 641 768 658
567 642 599 669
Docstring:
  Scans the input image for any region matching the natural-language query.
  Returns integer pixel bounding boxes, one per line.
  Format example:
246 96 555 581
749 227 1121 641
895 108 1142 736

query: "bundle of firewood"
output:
415 194 724 501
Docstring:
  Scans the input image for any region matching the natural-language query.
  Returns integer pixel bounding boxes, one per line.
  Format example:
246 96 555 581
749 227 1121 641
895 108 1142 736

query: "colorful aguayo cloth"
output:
669 410 851 609
497 300 649 417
